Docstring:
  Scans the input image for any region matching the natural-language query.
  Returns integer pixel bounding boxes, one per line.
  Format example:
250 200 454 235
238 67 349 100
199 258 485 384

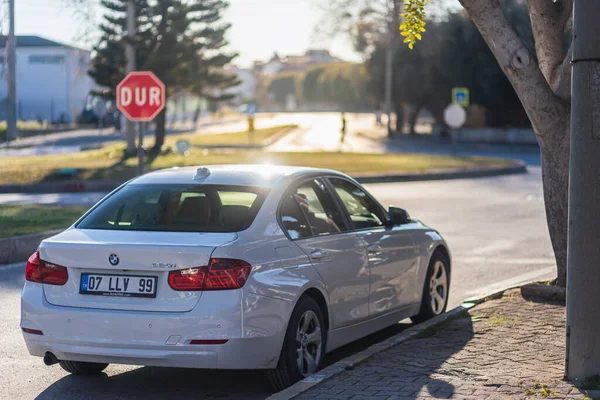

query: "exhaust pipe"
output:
43 352 59 366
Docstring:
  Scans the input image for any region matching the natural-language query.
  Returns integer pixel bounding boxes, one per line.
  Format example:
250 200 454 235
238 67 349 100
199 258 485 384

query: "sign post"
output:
246 104 257 145
116 71 166 175
443 104 466 156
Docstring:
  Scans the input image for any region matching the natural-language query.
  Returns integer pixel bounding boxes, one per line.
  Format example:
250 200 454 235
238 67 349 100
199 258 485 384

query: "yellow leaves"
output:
399 0 429 50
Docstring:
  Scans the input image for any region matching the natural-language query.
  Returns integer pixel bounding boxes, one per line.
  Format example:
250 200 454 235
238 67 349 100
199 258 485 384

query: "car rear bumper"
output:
21 282 292 369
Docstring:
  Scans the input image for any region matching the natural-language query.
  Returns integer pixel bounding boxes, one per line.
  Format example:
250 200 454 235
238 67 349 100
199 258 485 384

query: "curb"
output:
0 161 527 195
352 161 527 184
260 125 299 147
0 229 62 265
265 305 475 400
266 285 525 400
195 125 299 150
0 180 123 194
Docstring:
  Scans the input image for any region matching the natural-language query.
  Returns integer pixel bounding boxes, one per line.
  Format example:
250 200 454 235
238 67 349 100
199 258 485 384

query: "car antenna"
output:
193 167 211 180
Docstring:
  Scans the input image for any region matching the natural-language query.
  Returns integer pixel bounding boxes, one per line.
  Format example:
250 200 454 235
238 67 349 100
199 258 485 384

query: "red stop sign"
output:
116 71 165 122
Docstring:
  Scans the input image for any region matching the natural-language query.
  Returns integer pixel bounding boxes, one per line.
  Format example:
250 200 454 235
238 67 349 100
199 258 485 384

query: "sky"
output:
15 0 362 68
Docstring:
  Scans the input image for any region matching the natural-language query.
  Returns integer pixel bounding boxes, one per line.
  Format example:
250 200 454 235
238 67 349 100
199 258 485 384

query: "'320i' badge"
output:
108 254 119 266
152 263 176 269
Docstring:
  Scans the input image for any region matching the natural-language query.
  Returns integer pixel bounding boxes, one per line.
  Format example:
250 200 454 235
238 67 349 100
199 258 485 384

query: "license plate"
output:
80 273 157 298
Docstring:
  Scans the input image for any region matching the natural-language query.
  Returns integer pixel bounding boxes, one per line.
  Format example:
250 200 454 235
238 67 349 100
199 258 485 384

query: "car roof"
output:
129 164 348 188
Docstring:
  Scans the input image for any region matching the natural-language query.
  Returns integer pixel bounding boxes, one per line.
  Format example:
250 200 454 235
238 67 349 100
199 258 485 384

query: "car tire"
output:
59 360 109 375
411 250 450 324
267 296 326 391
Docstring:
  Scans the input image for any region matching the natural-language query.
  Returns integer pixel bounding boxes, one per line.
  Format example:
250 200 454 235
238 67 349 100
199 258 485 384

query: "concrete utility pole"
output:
384 43 393 136
125 0 137 153
6 0 17 144
384 0 400 137
566 0 600 380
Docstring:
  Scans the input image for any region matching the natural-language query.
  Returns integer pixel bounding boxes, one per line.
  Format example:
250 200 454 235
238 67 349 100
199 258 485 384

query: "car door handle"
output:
310 250 328 260
367 245 381 253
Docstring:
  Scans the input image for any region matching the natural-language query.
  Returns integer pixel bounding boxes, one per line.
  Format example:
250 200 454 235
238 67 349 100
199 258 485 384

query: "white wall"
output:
0 46 100 123
232 68 256 102
222 66 256 105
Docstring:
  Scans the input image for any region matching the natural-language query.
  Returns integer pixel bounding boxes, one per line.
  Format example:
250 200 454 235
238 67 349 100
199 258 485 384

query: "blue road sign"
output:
452 87 470 107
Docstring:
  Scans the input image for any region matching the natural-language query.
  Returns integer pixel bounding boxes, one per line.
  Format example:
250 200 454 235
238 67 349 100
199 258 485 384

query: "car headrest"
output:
176 196 212 225
220 205 250 231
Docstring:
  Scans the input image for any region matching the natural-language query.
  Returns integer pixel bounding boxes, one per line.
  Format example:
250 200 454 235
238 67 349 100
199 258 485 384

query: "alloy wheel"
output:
429 260 448 315
295 310 322 376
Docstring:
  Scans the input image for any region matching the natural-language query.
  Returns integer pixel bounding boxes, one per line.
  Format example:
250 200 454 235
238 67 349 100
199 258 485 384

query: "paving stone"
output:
295 292 578 400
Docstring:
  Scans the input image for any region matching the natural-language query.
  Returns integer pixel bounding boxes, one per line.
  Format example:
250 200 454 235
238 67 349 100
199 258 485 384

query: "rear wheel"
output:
59 360 109 375
267 296 326 391
411 250 450 324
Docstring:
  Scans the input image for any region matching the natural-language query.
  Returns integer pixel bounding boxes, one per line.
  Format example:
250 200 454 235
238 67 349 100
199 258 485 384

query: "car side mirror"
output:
388 206 411 226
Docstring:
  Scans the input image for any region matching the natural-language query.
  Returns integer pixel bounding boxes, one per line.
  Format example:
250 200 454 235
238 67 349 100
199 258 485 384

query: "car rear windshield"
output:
77 184 269 233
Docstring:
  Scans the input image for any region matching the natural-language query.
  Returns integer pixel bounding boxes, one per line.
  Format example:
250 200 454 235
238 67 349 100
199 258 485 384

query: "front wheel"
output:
411 250 450 324
59 360 108 375
267 296 326 391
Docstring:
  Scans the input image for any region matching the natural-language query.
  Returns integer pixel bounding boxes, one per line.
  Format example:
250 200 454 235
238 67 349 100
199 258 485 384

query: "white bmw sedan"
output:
21 165 450 389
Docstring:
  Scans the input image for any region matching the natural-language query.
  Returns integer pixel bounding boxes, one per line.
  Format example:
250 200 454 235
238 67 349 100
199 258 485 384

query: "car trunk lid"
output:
40 228 237 312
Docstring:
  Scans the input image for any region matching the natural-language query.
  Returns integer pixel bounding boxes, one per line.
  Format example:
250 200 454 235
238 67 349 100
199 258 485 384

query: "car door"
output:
281 177 371 328
327 177 419 317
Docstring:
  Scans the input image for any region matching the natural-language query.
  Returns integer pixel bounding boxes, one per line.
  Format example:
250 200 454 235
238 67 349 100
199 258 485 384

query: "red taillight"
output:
204 258 252 290
168 258 252 291
25 251 68 286
25 252 43 283
168 267 207 291
189 339 228 345
22 327 43 335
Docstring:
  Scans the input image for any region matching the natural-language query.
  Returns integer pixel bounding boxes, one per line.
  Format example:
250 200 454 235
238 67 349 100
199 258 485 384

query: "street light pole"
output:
384 0 400 138
125 0 137 154
566 0 600 379
6 0 17 145
384 43 393 137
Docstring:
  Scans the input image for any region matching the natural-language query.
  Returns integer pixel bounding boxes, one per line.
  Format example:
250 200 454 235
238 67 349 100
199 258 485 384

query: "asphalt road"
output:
0 166 554 400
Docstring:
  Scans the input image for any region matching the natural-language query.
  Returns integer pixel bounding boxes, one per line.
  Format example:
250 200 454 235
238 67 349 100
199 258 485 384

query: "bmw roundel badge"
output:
108 254 119 266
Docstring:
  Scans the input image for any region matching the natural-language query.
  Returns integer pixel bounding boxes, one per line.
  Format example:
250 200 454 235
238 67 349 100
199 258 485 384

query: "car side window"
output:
281 178 347 238
280 194 312 239
329 178 386 230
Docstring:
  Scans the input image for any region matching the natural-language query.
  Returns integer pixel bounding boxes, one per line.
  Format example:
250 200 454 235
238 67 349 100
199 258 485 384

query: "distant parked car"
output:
21 165 451 390
78 94 116 126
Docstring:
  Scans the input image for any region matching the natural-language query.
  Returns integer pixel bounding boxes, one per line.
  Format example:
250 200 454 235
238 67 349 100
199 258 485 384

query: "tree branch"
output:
458 0 569 142
526 0 572 100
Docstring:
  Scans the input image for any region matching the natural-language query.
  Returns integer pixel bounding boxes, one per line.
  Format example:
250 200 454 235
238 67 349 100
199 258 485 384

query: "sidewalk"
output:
0 115 244 153
296 290 588 400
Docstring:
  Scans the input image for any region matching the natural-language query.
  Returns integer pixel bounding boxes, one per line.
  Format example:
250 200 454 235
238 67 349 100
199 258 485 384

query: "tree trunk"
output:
151 108 167 154
539 121 570 286
458 0 573 286
409 103 422 135
394 102 404 134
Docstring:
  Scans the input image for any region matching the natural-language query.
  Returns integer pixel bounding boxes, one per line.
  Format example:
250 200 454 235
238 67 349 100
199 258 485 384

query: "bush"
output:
257 63 375 110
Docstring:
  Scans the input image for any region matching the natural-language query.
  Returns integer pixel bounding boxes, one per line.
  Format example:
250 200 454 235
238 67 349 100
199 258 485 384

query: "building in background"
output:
224 65 256 105
254 49 341 76
0 35 101 123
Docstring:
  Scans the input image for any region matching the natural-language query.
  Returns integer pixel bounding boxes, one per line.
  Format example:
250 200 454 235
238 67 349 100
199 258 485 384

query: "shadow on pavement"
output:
324 320 412 367
304 314 475 399
35 367 272 400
